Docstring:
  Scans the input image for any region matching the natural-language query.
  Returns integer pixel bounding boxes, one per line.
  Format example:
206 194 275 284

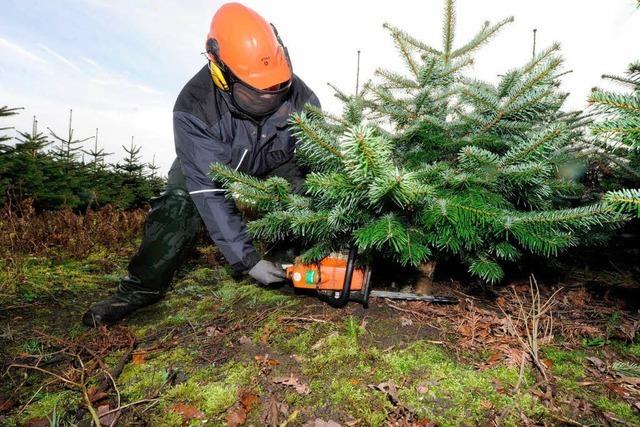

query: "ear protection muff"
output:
206 38 229 91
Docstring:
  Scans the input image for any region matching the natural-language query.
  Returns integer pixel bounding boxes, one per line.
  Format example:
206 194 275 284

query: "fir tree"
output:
589 61 640 182
48 109 93 163
16 116 51 157
147 154 160 178
115 137 159 208
82 128 113 170
117 137 145 177
589 60 640 217
1 108 166 210
212 0 636 284
0 106 22 148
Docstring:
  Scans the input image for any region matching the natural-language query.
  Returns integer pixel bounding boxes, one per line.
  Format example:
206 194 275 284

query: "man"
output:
83 2 320 326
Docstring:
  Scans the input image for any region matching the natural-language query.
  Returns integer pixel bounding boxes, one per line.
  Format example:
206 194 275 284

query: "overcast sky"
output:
1 0 639 174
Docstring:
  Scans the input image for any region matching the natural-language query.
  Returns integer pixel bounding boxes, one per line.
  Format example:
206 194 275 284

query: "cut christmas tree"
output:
212 0 637 286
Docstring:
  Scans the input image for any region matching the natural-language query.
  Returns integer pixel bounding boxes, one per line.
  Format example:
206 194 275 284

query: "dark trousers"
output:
120 158 305 294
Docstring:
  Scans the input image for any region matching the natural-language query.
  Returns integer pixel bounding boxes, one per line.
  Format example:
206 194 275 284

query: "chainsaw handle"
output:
316 246 357 308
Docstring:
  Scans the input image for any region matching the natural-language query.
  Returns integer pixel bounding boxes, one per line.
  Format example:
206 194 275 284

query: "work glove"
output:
248 259 286 286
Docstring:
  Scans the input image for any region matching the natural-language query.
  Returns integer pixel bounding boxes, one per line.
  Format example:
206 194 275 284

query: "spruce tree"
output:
211 0 638 284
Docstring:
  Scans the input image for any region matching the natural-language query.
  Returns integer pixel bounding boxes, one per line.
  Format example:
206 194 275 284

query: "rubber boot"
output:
81 282 163 327
83 160 202 326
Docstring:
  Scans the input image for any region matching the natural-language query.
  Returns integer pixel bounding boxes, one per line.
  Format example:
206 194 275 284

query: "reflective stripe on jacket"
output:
173 65 320 272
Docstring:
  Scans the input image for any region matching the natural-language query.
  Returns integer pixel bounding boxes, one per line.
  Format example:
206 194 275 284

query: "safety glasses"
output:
226 68 292 117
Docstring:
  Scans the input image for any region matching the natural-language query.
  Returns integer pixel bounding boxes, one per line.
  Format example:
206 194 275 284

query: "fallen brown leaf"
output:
486 351 502 365
0 399 15 412
369 380 399 405
586 356 605 372
400 316 413 326
303 419 341 427
260 327 273 344
283 325 298 334
273 374 310 395
25 418 49 427
206 326 222 337
98 404 120 426
132 350 147 365
261 396 289 427
255 354 279 367
240 389 258 412
238 335 252 345
86 386 109 403
170 402 205 421
226 405 247 427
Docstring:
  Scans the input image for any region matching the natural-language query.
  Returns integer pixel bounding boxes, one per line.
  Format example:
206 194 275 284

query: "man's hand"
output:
248 260 286 285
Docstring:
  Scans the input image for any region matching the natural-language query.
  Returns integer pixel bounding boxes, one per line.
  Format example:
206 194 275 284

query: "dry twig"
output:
498 276 563 381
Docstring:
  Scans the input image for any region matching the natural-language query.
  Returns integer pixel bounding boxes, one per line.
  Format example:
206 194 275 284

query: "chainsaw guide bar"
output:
369 290 458 304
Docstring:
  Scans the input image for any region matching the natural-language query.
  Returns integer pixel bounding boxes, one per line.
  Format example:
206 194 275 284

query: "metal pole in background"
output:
532 28 537 58
355 50 361 97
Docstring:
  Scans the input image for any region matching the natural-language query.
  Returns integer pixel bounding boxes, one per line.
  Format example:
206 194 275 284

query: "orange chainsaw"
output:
283 247 458 308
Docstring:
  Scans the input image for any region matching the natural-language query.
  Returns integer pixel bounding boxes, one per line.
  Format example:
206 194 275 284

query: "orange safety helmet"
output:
206 3 293 116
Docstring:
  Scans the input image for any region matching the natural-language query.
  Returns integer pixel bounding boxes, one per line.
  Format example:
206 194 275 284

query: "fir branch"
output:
500 126 565 166
442 0 456 64
476 57 562 134
210 163 267 192
521 43 561 76
450 16 514 59
375 69 420 89
290 113 345 161
469 254 504 283
382 23 442 55
510 202 625 231
340 125 392 183
588 91 640 114
354 213 410 254
384 23 422 77
328 83 352 103
605 189 640 216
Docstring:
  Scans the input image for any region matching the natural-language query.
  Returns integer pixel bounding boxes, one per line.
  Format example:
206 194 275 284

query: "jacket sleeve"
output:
173 111 261 272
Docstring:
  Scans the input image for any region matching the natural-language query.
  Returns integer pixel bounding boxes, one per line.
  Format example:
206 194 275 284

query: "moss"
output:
0 256 102 305
147 410 184 427
326 377 390 426
153 361 258 423
210 279 295 310
594 397 640 424
10 390 80 425
613 341 640 358
376 342 544 426
541 347 585 381
628 343 640 358
119 348 196 400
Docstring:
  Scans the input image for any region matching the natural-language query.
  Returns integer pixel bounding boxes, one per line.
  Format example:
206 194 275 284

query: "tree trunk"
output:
414 260 437 295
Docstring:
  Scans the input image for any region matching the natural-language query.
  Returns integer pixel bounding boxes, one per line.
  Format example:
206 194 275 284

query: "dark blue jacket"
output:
173 65 320 272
